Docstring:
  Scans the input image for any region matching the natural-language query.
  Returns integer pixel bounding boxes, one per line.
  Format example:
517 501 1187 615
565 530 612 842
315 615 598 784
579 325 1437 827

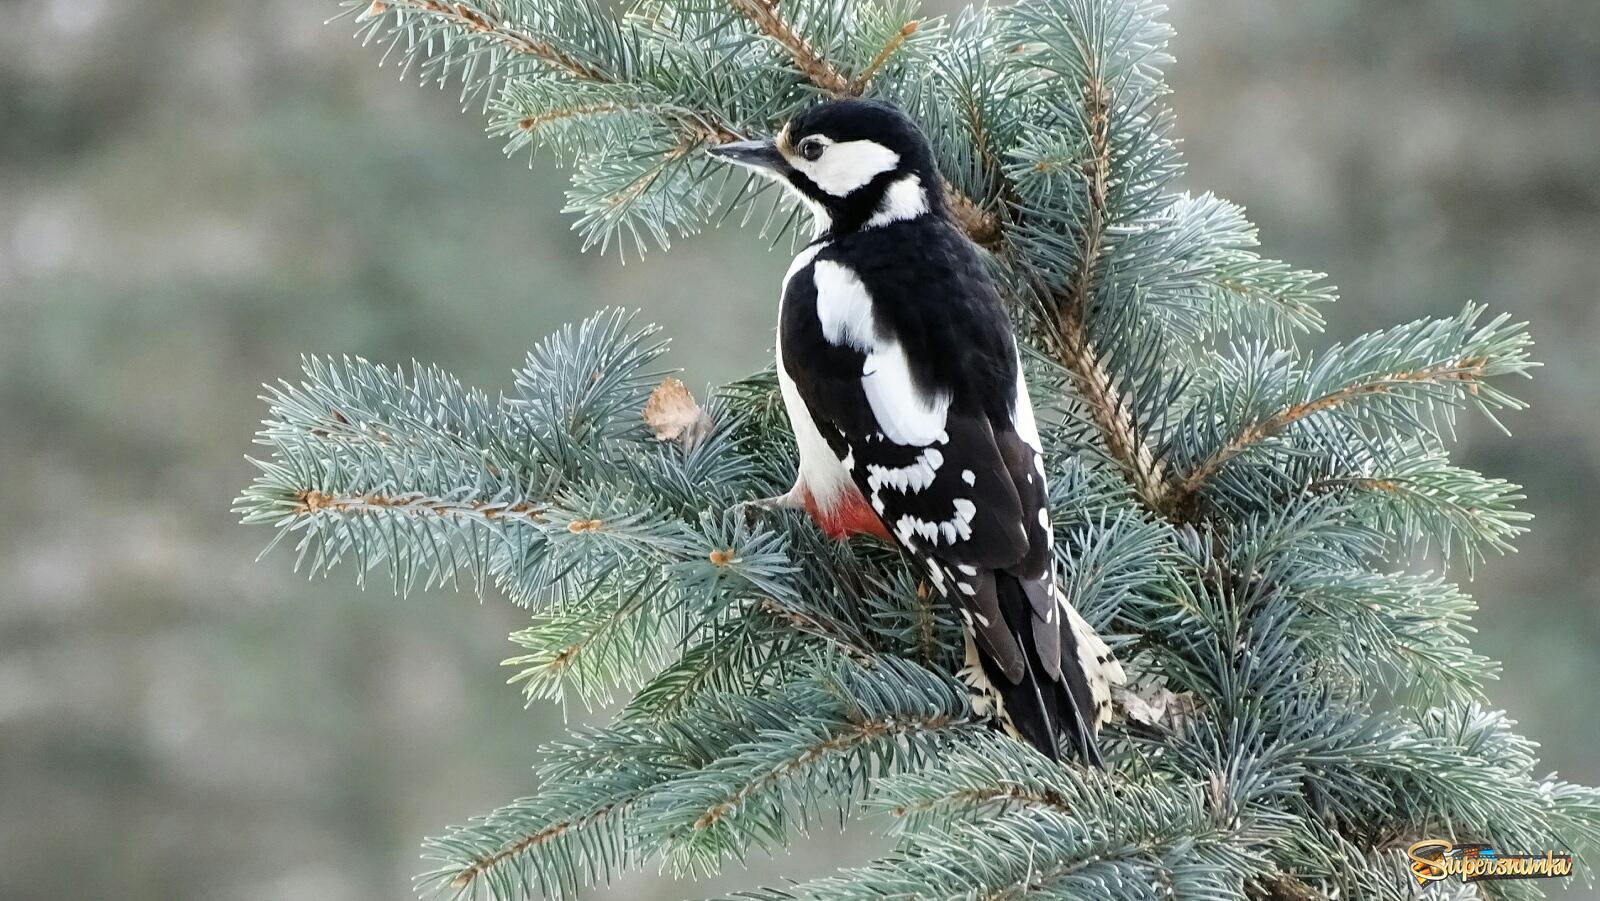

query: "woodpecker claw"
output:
731 492 799 528
732 497 778 527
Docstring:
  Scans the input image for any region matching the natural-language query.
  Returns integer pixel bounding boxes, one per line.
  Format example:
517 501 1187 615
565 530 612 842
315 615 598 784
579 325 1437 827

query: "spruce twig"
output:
379 0 613 82
850 20 920 94
1172 358 1496 508
1038 77 1170 515
728 0 852 94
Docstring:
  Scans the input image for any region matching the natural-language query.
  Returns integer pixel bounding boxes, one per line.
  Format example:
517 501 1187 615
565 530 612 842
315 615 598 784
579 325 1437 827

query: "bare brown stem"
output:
516 103 627 133
293 489 544 524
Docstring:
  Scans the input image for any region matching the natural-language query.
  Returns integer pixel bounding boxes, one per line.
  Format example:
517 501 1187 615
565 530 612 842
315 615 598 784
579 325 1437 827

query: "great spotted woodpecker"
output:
708 99 1124 765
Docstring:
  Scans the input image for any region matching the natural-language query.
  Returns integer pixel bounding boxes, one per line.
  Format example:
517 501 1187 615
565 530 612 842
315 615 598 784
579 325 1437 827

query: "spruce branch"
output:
1173 360 1486 504
1046 314 1171 512
1253 873 1331 901
635 657 976 875
238 441 543 594
668 706 960 840
999 0 1177 516
242 2 1600 897
1059 76 1112 330
754 597 876 661
728 0 852 94
438 803 623 897
428 662 972 898
870 732 1081 831
1311 452 1530 565
504 575 675 708
420 724 685 899
1169 305 1534 515
364 0 614 83
757 802 1262 900
622 622 804 722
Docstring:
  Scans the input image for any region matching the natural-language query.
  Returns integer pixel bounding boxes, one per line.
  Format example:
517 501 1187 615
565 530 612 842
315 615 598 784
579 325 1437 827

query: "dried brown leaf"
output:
644 377 713 450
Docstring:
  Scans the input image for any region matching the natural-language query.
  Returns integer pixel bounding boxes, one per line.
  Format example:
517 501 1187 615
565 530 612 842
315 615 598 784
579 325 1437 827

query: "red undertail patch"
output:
800 485 893 542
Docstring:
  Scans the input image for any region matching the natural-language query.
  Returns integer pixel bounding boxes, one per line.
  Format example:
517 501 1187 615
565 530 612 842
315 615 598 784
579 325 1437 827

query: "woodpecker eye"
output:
798 138 824 161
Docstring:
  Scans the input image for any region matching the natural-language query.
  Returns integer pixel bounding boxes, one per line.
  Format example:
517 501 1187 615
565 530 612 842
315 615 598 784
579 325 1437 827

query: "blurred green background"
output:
2 0 1596 898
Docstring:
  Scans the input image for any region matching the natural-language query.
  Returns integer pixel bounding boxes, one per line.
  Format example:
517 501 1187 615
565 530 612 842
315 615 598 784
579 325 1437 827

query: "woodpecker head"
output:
707 99 943 235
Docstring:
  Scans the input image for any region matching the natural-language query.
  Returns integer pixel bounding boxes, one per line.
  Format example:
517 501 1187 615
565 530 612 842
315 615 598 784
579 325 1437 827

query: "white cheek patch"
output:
793 138 901 197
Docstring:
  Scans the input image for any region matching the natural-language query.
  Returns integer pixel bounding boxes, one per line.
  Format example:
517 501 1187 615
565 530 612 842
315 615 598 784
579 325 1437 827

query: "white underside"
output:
778 243 855 511
776 359 855 512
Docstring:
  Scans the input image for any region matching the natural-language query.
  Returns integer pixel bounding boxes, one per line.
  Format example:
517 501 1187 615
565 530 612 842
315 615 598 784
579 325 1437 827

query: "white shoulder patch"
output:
783 242 828 294
812 259 951 447
812 260 876 350
864 341 950 447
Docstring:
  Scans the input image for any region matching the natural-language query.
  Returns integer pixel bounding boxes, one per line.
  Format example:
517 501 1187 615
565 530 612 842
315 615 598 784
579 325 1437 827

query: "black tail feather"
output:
974 573 1103 766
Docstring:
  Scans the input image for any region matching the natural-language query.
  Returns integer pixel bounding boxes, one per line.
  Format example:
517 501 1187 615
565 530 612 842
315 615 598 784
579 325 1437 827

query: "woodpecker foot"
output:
731 491 801 528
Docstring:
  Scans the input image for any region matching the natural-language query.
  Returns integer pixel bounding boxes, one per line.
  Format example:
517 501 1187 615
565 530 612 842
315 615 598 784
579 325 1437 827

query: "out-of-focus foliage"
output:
3 1 1598 900
0 2 783 900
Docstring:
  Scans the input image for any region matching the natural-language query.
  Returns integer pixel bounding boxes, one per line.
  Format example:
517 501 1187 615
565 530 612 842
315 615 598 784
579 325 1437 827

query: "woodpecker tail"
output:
959 572 1124 765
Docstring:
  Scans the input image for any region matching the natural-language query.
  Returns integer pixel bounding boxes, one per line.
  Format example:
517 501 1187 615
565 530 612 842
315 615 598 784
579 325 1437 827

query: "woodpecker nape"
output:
708 99 1125 765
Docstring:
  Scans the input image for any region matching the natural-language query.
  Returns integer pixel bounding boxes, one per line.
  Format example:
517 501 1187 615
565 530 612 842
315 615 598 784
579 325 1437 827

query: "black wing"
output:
780 227 1120 762
779 246 1036 682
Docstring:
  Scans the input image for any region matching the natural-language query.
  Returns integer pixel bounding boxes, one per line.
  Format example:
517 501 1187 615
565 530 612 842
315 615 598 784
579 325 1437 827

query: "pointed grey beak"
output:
706 138 787 172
